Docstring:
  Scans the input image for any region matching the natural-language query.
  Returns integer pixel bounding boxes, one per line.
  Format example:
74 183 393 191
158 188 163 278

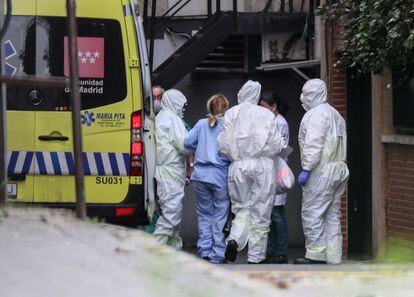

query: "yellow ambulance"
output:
6 0 156 225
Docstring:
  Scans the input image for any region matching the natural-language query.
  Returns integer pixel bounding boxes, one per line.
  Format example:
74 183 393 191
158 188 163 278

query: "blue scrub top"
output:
184 118 229 187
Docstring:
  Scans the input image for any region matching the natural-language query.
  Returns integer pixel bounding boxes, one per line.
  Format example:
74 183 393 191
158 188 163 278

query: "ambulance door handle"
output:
38 135 69 141
9 173 26 181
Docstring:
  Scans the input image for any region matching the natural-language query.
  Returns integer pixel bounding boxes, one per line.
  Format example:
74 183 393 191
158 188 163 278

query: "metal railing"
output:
144 0 238 71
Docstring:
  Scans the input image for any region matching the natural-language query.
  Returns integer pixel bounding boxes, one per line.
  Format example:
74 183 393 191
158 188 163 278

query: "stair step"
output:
194 67 245 73
199 60 244 65
221 40 244 45
194 33 247 72
208 53 244 58
203 60 243 64
225 36 244 40
215 45 244 51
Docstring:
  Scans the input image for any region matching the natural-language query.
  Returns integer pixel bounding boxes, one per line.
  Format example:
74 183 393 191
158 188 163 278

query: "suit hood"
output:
300 79 327 111
237 80 261 104
162 89 187 117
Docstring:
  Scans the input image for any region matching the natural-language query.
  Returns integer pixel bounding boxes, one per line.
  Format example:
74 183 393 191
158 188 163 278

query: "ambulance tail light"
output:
130 111 143 176
115 207 135 217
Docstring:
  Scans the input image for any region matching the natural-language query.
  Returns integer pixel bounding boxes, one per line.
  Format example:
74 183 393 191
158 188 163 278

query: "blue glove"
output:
298 170 311 187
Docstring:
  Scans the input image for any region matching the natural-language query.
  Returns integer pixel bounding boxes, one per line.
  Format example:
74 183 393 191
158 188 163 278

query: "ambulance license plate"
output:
7 183 17 198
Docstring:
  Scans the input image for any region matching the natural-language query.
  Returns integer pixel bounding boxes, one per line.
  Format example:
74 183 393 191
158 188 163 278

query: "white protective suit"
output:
218 80 285 263
299 79 349 264
153 89 188 249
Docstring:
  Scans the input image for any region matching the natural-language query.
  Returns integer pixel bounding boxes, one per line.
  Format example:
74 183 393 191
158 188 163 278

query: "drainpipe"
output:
143 0 149 34
313 7 320 61
318 0 327 81
149 0 157 72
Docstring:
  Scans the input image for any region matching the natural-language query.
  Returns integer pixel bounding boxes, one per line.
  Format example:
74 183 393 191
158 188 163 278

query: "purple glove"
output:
298 170 311 187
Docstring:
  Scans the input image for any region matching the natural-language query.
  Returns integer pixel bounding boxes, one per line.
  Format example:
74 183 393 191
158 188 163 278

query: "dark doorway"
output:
346 70 373 259
176 70 306 250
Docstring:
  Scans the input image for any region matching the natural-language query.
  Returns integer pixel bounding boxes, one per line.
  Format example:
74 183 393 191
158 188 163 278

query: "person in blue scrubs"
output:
184 94 230 264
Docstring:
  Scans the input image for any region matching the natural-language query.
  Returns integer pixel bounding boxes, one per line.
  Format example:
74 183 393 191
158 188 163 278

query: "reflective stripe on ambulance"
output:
7 151 130 176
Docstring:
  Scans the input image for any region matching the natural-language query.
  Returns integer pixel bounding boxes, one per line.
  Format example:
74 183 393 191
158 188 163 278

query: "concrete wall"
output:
176 71 307 248
146 0 169 16
244 0 310 13
146 0 309 16
168 0 245 16
147 0 245 16
152 33 187 70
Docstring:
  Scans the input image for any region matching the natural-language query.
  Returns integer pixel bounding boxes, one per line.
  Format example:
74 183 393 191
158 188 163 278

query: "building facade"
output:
328 19 414 259
145 0 414 260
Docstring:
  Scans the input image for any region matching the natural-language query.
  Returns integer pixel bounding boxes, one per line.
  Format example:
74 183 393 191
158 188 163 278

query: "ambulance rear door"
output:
33 1 132 204
5 1 37 202
126 0 157 219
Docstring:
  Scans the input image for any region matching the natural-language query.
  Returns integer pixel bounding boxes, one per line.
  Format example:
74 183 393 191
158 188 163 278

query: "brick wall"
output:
329 53 348 258
385 144 414 254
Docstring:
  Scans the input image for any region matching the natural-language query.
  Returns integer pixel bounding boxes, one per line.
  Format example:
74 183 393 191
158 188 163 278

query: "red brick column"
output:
329 53 348 258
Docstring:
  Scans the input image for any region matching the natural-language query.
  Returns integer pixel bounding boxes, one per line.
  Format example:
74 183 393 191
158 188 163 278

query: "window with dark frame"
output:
392 67 414 134
6 16 127 112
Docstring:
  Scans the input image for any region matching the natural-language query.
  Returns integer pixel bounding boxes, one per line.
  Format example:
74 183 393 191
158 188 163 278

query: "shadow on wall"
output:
174 70 306 248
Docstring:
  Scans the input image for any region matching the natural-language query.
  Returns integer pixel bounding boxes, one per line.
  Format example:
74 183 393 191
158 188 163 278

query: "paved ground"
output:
0 206 286 297
228 263 414 297
184 246 305 264
185 242 414 297
1 206 413 297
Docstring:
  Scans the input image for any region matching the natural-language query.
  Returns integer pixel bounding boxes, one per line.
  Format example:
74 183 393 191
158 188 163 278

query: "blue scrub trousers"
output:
192 181 230 263
267 205 288 257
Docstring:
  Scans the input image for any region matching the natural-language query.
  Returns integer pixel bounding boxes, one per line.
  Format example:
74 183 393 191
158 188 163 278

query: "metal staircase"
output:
152 11 235 88
195 35 246 73
145 0 313 87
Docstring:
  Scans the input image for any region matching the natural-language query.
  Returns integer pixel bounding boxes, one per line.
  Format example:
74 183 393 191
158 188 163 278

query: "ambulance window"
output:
5 17 36 111
38 17 127 110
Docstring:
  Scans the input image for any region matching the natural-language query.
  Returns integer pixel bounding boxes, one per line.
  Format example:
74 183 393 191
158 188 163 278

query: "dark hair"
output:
259 91 289 116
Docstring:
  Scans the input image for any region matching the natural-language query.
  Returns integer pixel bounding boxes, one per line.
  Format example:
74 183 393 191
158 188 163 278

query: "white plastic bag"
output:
274 156 295 193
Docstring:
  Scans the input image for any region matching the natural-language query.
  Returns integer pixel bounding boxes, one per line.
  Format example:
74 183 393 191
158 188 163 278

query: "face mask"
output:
300 93 309 111
178 103 187 118
178 108 184 118
154 100 163 113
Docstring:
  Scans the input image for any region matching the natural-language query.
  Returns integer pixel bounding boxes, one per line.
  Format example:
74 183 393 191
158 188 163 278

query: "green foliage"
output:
381 237 414 263
90 216 105 224
316 0 414 75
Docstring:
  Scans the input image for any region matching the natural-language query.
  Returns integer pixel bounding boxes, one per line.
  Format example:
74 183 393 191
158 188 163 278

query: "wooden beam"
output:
371 68 393 259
